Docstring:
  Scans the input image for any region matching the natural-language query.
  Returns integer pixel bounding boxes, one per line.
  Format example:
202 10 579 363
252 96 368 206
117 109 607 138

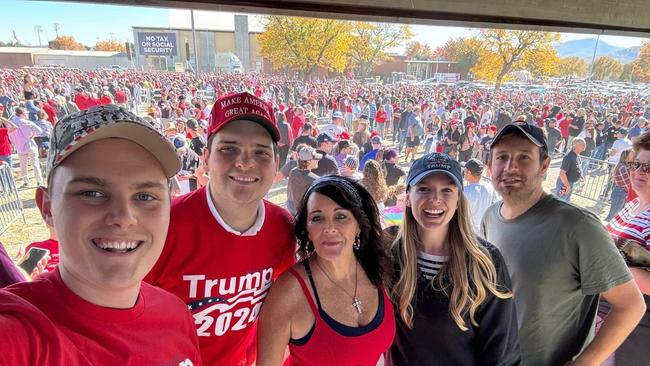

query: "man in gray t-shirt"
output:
287 146 321 214
481 122 645 366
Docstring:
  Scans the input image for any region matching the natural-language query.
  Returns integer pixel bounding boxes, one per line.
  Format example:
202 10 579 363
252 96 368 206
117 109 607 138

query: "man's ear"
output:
487 158 493 177
202 147 210 167
35 186 54 228
541 155 552 174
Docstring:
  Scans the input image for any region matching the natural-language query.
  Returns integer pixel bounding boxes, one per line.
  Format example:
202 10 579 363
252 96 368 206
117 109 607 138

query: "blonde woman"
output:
387 153 521 365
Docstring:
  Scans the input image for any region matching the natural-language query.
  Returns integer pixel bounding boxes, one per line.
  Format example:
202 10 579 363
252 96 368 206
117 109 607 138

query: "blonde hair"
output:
390 193 511 331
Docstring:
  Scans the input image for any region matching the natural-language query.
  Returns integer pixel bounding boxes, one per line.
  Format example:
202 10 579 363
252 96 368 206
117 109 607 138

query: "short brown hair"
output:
633 130 650 153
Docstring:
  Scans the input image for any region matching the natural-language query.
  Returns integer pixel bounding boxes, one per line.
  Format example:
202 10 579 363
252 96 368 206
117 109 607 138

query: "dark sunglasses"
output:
626 161 650 174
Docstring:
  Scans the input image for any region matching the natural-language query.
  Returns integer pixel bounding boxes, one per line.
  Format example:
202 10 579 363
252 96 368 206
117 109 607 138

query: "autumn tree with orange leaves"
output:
471 30 560 88
405 41 433 60
258 16 353 80
347 22 412 77
49 35 86 50
95 39 125 52
557 56 588 78
632 41 650 83
591 56 623 81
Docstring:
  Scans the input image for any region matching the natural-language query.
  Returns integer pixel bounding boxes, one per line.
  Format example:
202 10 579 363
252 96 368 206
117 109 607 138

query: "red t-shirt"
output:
115 91 128 104
26 239 59 272
558 115 570 138
41 102 57 124
0 128 11 156
86 97 100 109
74 94 89 110
145 187 296 366
99 96 112 105
375 111 387 124
1 269 201 366
291 115 305 139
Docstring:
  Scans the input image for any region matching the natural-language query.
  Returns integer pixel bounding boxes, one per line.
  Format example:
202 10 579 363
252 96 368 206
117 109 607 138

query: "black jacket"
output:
383 162 406 187
312 150 340 177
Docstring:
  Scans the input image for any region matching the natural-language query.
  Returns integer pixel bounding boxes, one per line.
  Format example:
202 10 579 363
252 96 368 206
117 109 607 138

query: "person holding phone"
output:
0 105 201 365
23 224 59 273
0 241 25 287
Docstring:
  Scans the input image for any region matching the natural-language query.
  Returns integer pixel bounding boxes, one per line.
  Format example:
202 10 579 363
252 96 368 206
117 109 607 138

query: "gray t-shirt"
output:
481 194 631 366
287 168 319 215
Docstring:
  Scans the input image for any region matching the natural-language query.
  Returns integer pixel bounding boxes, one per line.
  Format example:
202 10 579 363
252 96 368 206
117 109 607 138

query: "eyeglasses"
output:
626 161 650 174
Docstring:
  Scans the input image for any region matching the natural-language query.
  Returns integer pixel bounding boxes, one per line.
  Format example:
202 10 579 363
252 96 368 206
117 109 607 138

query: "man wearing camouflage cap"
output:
0 105 201 365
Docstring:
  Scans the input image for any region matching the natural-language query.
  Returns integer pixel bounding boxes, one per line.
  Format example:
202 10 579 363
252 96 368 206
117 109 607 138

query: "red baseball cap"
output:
208 92 280 141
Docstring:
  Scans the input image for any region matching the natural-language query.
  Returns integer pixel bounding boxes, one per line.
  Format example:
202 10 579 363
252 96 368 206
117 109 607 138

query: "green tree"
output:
591 56 623 80
347 22 412 77
257 16 353 79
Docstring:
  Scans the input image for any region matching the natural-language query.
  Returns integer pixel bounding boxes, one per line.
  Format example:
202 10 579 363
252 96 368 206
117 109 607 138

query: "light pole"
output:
53 23 60 38
589 33 601 80
34 25 43 47
191 9 199 75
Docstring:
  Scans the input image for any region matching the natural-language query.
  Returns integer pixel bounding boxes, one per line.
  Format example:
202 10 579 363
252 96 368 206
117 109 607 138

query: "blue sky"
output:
1 0 647 50
2 1 168 46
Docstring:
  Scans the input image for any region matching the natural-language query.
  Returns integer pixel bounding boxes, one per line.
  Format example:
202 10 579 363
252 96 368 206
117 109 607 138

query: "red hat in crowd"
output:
208 91 280 141
488 125 498 132
370 130 380 138
338 131 351 140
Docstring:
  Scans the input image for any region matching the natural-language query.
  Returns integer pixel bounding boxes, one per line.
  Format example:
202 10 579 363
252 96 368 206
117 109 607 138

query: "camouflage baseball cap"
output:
46 105 180 183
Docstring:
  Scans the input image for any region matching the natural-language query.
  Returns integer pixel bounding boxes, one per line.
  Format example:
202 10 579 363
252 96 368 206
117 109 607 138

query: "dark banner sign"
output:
136 32 178 56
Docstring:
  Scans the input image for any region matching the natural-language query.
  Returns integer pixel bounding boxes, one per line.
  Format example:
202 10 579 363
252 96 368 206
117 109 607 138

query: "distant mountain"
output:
554 38 639 64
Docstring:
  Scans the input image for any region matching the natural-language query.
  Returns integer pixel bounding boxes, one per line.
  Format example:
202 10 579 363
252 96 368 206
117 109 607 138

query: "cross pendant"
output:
352 297 363 314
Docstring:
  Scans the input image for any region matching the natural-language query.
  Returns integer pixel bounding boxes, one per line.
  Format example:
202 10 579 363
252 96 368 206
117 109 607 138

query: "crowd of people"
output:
0 66 648 365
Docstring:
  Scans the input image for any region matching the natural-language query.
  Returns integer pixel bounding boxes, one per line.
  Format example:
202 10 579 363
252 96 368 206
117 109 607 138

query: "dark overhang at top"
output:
55 0 650 37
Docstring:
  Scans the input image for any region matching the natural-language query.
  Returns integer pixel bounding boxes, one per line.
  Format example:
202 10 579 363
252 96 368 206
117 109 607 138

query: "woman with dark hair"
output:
23 74 40 121
443 122 461 159
276 112 293 167
605 131 650 365
257 176 395 366
387 153 520 365
458 123 476 162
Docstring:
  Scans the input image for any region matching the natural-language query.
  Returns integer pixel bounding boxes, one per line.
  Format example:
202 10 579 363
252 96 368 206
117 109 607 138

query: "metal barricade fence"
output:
0 163 25 235
476 154 615 203
571 155 615 202
141 89 152 105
